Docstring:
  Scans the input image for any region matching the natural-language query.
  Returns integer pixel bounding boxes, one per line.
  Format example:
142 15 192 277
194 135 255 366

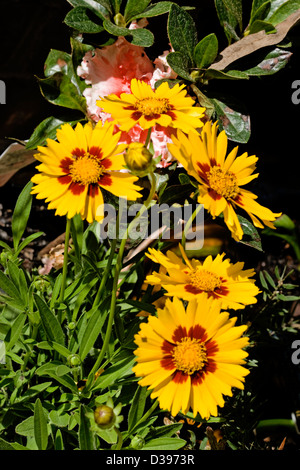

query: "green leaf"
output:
205 68 249 80
66 0 110 19
4 312 27 352
128 385 148 432
214 0 240 42
0 437 29 450
0 270 23 305
130 28 155 47
248 19 277 34
37 72 86 113
124 0 151 22
249 0 271 26
131 1 175 20
166 52 193 81
79 306 108 361
194 33 219 69
211 98 251 143
221 0 243 30
11 181 33 251
243 48 292 76
91 357 135 391
79 405 95 450
143 437 186 450
266 0 300 25
34 398 48 450
26 117 80 150
34 294 65 346
64 6 105 32
237 214 263 251
160 183 194 205
167 3 197 65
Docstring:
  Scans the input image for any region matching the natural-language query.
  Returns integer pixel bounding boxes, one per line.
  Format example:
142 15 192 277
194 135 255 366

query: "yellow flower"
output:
31 121 142 223
133 297 250 419
168 120 281 241
145 244 260 310
96 78 205 133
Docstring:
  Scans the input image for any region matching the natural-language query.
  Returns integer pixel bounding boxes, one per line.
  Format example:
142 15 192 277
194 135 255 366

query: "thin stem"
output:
145 127 152 148
114 427 123 450
58 217 71 304
88 172 157 383
181 202 203 249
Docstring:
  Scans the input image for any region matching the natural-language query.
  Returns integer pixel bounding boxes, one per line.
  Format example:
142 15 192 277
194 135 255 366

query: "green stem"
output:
145 127 152 148
88 172 157 382
114 427 123 450
181 202 203 249
58 217 71 304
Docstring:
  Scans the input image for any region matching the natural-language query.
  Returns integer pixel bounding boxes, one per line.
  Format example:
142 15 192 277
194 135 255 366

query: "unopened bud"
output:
124 143 153 176
94 405 116 429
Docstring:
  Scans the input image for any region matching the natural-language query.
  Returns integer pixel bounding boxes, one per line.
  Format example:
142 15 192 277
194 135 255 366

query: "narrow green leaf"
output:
194 33 219 69
0 270 23 304
263 270 276 289
143 437 186 450
205 69 249 80
4 312 26 351
64 6 104 32
79 306 108 361
79 405 95 450
128 386 148 431
34 294 65 346
91 357 135 391
237 214 263 251
34 398 48 450
167 3 197 65
11 181 33 251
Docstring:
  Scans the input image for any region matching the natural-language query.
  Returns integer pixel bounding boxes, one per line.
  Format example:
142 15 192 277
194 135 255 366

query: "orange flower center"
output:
135 97 170 116
207 166 239 199
173 337 207 375
189 269 222 292
70 154 104 185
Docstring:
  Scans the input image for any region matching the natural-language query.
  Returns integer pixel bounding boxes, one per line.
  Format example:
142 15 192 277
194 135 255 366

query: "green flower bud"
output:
94 405 116 429
131 435 145 450
114 13 126 27
124 143 153 176
68 354 81 367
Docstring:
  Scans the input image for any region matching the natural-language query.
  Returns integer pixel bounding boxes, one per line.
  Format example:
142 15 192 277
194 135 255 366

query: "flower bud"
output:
124 143 153 176
131 435 145 450
94 405 116 429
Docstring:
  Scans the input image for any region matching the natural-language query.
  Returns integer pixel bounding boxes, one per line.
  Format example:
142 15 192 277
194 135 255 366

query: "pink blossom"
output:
77 37 179 166
77 37 154 122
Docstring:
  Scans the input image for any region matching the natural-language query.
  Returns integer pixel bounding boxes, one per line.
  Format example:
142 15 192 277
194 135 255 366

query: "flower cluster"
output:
29 15 282 424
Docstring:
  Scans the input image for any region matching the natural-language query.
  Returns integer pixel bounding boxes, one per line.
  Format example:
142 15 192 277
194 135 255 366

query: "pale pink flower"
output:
77 36 154 122
77 38 180 166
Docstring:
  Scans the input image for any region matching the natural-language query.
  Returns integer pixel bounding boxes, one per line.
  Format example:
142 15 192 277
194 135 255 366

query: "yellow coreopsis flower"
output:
96 78 206 133
168 120 281 241
145 244 260 310
133 296 250 419
31 121 142 223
